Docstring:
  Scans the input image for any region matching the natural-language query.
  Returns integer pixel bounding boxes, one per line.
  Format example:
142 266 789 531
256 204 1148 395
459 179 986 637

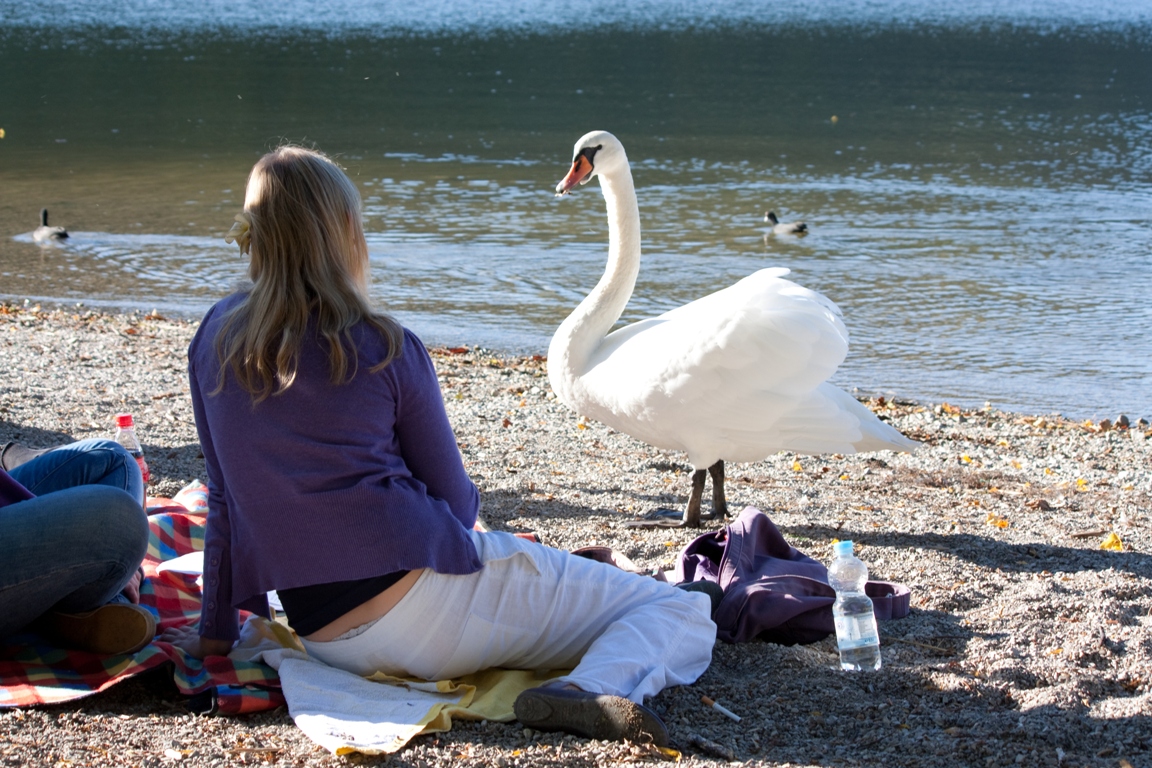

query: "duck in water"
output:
33 209 68 243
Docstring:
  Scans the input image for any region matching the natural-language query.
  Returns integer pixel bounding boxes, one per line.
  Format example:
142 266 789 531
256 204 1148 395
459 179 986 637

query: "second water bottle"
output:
828 540 882 671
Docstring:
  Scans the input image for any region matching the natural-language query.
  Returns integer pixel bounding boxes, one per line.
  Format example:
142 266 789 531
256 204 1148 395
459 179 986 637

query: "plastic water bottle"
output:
828 540 881 671
113 413 150 485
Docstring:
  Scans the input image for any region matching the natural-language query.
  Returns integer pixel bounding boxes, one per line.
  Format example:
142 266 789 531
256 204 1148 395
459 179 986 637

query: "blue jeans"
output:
8 438 145 504
0 440 148 637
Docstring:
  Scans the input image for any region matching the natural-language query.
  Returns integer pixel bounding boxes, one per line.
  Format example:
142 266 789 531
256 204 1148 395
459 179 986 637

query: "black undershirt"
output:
277 571 409 637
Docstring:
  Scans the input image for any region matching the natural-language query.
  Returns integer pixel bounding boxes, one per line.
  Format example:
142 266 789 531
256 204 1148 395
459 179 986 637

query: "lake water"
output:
1 1 1150 420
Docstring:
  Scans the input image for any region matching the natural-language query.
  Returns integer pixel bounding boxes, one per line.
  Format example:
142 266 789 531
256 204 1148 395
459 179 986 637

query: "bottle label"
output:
834 614 879 650
135 455 150 485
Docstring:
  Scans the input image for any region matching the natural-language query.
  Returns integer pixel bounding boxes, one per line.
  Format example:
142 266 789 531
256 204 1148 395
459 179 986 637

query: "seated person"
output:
0 437 154 654
161 146 717 747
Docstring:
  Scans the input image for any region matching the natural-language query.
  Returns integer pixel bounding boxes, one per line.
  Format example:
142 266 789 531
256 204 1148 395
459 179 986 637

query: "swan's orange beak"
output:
555 154 594 196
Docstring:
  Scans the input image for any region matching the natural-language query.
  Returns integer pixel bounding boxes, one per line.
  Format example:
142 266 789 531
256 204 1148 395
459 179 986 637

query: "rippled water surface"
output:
1 1 1150 419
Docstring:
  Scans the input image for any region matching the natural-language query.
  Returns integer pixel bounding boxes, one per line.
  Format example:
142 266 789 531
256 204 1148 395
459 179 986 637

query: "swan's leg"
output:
683 469 708 528
708 460 728 519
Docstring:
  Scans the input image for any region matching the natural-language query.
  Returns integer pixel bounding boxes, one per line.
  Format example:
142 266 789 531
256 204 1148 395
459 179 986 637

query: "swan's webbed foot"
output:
682 468 708 528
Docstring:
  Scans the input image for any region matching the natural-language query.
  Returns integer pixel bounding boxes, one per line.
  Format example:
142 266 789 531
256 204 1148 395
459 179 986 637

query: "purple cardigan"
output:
189 295 482 641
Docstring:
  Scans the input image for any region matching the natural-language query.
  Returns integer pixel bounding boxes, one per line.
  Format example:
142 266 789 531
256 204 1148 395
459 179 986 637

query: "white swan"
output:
765 210 807 235
548 131 918 527
33 209 68 243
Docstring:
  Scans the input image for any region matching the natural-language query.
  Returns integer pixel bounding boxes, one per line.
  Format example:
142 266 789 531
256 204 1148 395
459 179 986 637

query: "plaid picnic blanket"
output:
0 485 284 714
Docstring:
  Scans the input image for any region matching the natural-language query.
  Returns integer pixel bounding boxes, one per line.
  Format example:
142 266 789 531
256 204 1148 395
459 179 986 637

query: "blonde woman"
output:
161 146 715 747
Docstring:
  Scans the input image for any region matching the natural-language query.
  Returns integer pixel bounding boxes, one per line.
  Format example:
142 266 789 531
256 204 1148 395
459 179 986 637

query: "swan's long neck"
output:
549 165 641 393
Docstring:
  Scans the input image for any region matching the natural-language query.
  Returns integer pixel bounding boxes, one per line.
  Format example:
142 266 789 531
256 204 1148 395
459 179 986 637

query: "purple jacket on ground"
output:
674 507 910 645
189 294 483 641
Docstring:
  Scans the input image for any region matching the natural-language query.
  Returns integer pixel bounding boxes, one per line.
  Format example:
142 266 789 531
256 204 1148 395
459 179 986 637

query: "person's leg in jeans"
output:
0 485 151 646
8 438 144 505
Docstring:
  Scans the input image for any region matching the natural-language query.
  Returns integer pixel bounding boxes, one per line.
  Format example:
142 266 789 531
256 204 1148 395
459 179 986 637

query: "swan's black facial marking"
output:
575 144 603 169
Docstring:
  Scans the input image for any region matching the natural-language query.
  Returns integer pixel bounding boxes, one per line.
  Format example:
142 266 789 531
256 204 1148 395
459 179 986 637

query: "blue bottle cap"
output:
833 540 854 557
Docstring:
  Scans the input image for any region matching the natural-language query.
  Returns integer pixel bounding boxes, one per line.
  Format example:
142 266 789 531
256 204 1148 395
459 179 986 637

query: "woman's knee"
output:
70 438 125 453
59 485 150 566
77 439 145 498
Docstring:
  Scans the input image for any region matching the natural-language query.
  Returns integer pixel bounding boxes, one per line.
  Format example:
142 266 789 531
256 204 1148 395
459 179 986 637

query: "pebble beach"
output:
1 302 1149 768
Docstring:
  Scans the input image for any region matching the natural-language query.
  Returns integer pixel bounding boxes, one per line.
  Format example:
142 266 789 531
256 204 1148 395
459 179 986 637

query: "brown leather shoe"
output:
0 442 52 471
41 603 157 655
513 687 670 747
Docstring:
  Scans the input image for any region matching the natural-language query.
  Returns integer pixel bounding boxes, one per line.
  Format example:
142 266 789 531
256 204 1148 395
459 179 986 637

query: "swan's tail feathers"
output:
826 385 921 453
852 420 921 453
731 384 919 458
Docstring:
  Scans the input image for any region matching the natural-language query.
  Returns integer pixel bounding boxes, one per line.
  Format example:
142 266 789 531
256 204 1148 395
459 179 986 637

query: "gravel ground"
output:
1 302 1149 768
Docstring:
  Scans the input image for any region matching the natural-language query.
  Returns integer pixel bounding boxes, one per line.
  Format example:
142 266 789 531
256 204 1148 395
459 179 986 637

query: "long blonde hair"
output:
214 146 403 402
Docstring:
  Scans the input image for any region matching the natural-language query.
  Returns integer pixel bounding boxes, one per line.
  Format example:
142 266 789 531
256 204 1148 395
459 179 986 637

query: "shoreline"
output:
1 303 1149 767
3 296 1147 427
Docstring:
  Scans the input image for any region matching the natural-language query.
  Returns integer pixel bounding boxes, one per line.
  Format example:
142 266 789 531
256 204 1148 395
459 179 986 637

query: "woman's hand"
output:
159 624 235 659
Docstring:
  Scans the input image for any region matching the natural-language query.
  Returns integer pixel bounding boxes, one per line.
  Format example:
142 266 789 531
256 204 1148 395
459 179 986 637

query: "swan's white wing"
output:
576 268 881 465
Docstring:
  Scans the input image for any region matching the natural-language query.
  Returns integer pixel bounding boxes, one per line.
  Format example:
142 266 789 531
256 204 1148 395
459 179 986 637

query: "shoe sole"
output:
45 604 157 655
513 688 669 747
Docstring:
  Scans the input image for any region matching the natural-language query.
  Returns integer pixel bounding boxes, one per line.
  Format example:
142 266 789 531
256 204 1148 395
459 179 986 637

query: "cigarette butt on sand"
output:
701 695 741 722
688 733 736 760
